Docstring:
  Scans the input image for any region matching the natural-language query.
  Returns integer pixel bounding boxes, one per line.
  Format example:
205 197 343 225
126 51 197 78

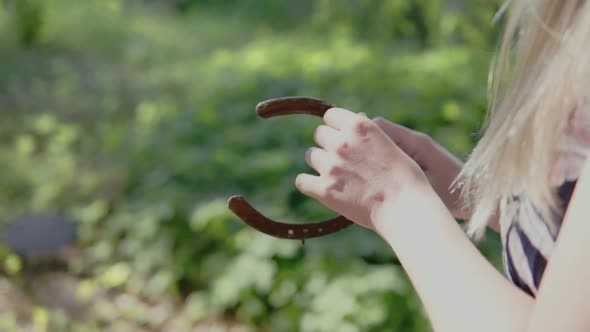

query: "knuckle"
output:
354 118 374 135
325 179 345 194
415 132 432 146
321 187 334 199
328 164 345 176
336 142 349 156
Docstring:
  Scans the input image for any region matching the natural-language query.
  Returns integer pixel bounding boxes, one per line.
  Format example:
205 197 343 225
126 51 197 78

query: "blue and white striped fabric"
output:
501 181 577 296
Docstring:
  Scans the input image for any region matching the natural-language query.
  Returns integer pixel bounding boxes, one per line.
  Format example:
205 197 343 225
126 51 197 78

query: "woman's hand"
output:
372 117 469 220
295 107 432 232
295 109 536 332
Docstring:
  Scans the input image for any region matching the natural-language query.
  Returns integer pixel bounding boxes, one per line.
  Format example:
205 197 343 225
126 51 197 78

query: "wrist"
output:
370 179 442 239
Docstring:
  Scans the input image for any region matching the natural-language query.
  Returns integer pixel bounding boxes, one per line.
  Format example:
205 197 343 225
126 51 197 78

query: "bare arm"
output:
296 108 590 331
525 159 590 331
374 158 590 332
372 184 532 332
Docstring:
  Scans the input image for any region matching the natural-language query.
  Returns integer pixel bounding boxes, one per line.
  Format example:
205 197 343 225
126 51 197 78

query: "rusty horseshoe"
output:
227 97 354 240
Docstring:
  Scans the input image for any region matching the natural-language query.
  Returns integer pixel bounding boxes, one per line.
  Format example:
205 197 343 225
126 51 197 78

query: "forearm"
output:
423 140 469 220
373 186 532 332
425 145 501 232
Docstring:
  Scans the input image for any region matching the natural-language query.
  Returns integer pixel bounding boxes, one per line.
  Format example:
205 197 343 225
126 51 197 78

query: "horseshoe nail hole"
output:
303 229 308 233
318 228 323 232
288 229 294 235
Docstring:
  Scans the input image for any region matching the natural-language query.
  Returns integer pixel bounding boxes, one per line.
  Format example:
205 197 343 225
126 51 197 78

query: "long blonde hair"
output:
455 0 590 240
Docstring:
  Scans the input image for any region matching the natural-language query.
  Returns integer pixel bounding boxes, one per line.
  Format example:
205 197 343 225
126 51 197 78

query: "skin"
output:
373 117 500 231
372 117 469 220
296 108 590 332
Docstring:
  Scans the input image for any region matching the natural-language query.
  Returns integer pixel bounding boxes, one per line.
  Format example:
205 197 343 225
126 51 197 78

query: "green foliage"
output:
0 0 504 330
5 0 44 46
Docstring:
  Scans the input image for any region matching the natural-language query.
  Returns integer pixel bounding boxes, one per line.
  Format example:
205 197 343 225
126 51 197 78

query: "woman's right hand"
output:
373 117 470 220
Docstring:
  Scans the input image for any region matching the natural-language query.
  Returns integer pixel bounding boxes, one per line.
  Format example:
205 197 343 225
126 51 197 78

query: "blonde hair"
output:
455 0 590 240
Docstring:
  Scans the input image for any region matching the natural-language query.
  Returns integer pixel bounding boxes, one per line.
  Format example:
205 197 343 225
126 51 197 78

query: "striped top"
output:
501 99 590 296
501 181 577 296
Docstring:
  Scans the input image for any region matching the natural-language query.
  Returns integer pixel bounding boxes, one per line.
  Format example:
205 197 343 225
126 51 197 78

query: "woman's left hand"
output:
295 107 432 233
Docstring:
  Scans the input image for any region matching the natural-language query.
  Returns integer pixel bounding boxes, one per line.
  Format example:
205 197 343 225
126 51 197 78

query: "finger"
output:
305 147 331 174
372 117 415 150
295 173 323 199
373 118 410 141
323 107 362 130
314 125 341 151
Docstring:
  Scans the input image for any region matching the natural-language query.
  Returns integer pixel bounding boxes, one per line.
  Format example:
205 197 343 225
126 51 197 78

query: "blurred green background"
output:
0 0 504 331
